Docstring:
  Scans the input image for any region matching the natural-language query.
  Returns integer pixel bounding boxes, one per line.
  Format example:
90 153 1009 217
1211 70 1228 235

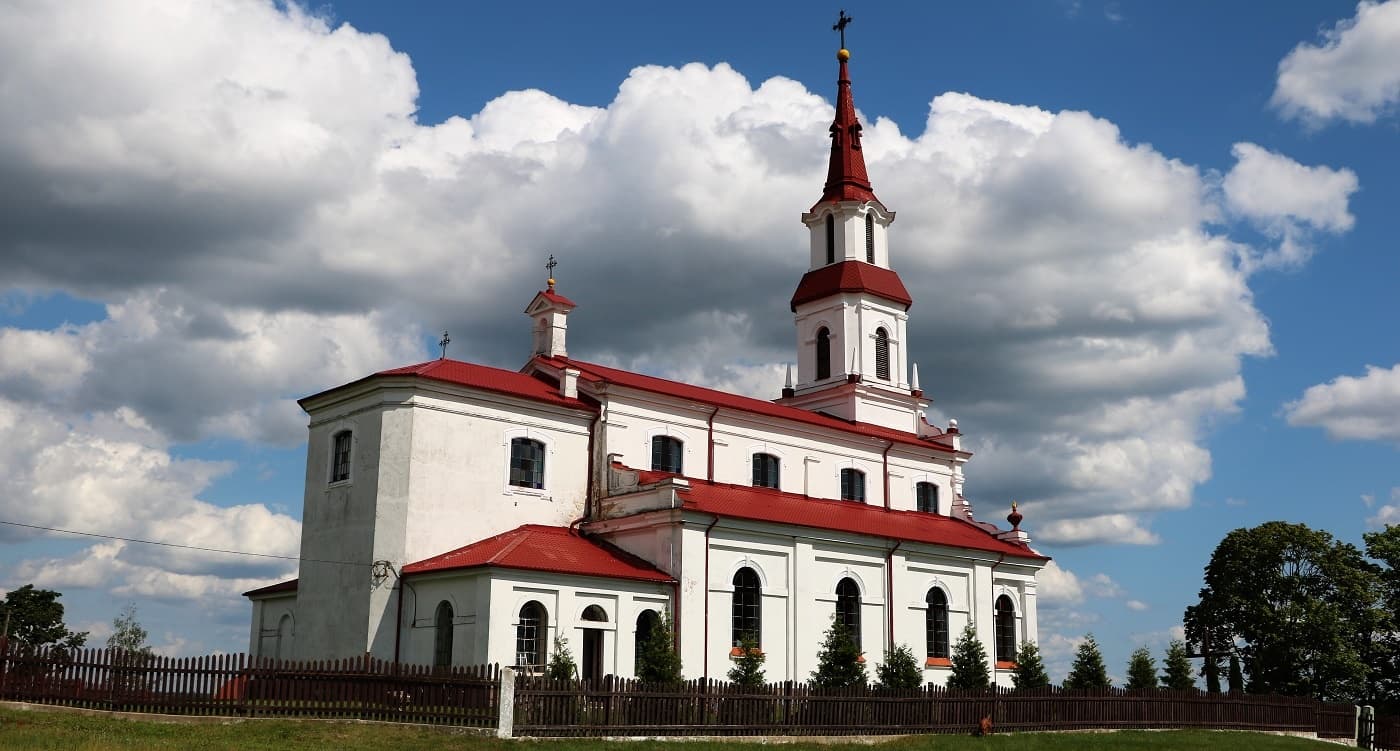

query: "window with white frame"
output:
731 567 762 648
995 595 1016 663
651 435 684 474
752 453 780 489
516 601 547 671
840 468 865 502
916 481 939 513
509 437 546 489
835 577 861 648
926 588 949 660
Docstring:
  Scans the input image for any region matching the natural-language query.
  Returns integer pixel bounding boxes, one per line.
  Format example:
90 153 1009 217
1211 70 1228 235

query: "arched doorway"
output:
581 605 608 682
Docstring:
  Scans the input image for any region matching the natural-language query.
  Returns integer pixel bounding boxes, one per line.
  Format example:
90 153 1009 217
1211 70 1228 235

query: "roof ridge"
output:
487 529 533 564
545 355 952 452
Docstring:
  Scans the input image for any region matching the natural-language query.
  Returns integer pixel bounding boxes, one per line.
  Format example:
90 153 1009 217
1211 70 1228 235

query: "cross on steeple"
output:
439 330 450 359
545 254 558 291
833 9 853 49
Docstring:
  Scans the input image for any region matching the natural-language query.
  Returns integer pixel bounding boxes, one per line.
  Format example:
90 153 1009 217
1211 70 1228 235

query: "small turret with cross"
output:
524 254 577 359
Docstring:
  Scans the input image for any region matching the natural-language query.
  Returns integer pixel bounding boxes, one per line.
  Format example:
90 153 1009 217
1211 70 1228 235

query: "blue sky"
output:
1 0 1398 681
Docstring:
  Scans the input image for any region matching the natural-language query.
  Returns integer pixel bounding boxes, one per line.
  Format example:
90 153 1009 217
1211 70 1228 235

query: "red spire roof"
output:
815 51 881 209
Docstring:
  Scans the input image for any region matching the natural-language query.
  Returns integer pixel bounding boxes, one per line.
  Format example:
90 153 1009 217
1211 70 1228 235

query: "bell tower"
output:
779 39 928 434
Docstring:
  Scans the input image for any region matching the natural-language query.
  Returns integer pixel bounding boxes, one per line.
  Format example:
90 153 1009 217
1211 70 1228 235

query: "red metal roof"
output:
243 578 298 597
655 480 1046 561
814 54 882 210
790 261 913 311
402 524 675 582
536 288 577 308
543 356 956 453
300 358 596 410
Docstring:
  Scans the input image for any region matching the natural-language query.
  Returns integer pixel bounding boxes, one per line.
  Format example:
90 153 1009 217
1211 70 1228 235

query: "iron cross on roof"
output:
545 254 558 290
439 330 450 359
833 9 853 48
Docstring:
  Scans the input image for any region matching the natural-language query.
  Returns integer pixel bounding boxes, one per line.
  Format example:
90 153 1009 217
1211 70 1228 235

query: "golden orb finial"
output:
837 48 850 61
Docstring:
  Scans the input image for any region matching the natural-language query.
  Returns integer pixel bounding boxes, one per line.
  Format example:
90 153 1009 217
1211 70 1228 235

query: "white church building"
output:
246 45 1048 687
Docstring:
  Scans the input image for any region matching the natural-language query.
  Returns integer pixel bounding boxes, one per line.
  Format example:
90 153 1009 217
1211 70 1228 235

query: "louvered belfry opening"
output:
865 212 875 263
874 327 890 380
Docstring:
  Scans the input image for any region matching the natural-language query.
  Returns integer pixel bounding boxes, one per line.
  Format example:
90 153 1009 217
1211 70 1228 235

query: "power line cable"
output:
0 519 370 569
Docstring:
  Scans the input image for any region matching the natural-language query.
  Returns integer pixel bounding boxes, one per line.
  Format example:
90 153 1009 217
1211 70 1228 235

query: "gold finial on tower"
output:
545 254 558 291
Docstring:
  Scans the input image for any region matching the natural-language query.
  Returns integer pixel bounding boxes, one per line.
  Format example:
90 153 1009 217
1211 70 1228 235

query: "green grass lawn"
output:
0 706 1348 750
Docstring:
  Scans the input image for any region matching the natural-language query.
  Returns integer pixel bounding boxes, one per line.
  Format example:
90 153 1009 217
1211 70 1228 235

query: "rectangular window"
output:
510 438 545 489
651 436 684 474
840 468 865 502
752 453 780 489
330 431 352 483
917 482 939 513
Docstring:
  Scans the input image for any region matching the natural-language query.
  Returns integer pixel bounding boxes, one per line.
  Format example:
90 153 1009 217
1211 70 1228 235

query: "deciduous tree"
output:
0 584 87 653
1184 521 1376 701
107 604 151 655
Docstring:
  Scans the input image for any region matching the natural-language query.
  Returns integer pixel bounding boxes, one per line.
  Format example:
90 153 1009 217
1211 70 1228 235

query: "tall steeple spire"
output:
785 18 923 434
817 38 881 208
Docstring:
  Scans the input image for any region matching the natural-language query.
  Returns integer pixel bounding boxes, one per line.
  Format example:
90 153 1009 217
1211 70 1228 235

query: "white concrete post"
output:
496 667 516 738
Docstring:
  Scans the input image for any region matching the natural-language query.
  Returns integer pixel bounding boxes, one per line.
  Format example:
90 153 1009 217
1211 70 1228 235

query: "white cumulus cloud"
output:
0 0 1364 606
1285 363 1400 442
1273 0 1400 126
1221 143 1358 271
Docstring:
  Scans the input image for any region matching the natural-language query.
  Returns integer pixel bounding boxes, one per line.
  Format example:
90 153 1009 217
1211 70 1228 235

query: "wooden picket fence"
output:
1375 712 1400 751
0 639 1364 739
0 640 498 727
514 676 1359 738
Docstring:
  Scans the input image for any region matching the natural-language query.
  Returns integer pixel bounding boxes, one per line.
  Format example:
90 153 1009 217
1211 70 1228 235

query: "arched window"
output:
840 468 865 502
752 453 780 489
925 589 949 660
275 614 293 661
865 213 875 263
516 601 547 670
651 436 684 474
815 327 832 380
835 577 861 649
582 605 607 622
874 327 890 381
732 567 762 647
509 437 546 489
916 482 939 513
434 601 454 668
635 610 661 674
330 430 352 483
825 215 835 265
995 595 1016 664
